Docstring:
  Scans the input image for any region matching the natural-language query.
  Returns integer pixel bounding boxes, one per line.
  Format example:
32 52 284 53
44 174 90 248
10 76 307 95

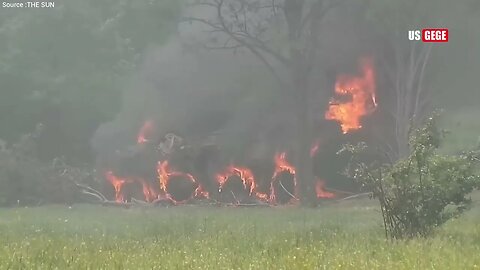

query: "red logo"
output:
421 29 448 42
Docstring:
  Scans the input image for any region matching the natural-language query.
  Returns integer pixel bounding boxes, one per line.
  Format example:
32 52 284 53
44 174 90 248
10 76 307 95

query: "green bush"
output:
342 116 480 239
0 129 93 206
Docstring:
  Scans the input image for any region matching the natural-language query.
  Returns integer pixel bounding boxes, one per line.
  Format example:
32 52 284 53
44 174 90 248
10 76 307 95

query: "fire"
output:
157 160 209 202
137 178 158 202
105 123 339 204
270 152 297 203
325 58 377 134
137 120 154 144
272 152 295 178
194 185 210 199
157 160 170 192
105 171 160 202
315 179 335 199
215 165 269 201
216 166 255 194
104 171 130 203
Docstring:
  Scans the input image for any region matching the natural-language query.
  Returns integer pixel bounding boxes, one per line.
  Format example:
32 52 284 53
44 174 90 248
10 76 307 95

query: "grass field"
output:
0 198 479 270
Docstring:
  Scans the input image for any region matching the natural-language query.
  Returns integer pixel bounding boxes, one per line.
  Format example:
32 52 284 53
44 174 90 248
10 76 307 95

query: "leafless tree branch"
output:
381 41 434 160
183 0 292 87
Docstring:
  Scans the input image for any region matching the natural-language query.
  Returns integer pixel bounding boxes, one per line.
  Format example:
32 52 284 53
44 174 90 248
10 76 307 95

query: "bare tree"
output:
183 0 345 205
369 1 436 162
383 41 433 161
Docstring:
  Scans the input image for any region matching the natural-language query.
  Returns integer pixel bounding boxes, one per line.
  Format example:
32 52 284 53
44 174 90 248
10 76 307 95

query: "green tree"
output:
343 115 480 239
0 0 180 164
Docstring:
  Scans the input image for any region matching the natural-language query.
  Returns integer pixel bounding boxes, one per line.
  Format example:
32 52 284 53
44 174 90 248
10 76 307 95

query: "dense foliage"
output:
343 116 480 239
0 127 94 206
0 0 180 163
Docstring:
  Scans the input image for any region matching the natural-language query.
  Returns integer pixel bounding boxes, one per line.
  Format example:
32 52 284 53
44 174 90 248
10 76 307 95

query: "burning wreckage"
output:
80 59 377 207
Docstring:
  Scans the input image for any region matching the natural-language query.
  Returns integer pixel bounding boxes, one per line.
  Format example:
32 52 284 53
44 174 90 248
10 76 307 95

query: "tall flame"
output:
325 58 377 134
104 171 130 203
137 120 154 144
137 178 158 202
157 160 170 192
270 152 297 203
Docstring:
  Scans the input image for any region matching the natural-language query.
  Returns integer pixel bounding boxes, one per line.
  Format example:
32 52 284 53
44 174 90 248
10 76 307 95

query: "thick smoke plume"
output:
92 2 374 163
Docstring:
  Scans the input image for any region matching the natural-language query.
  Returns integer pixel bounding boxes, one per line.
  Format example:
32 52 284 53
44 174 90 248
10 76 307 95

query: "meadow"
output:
0 197 479 270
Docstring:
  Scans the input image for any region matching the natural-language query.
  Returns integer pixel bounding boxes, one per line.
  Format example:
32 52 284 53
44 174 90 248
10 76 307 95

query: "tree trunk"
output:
283 0 316 206
292 62 316 207
294 104 316 207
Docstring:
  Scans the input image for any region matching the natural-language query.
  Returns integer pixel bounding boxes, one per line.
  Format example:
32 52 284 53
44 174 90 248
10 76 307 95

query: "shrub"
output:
0 130 93 206
342 115 480 239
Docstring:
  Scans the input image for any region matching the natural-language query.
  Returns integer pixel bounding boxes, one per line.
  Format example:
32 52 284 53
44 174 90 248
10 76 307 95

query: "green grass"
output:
0 199 479 269
440 107 480 154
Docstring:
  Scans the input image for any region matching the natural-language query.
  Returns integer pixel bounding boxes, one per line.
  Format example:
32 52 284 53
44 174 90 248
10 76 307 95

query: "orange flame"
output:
157 160 170 192
315 179 335 199
105 171 161 202
272 152 296 179
215 165 269 201
157 160 209 202
137 120 154 144
325 58 377 134
137 178 158 202
104 171 131 203
270 152 297 203
216 166 255 194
